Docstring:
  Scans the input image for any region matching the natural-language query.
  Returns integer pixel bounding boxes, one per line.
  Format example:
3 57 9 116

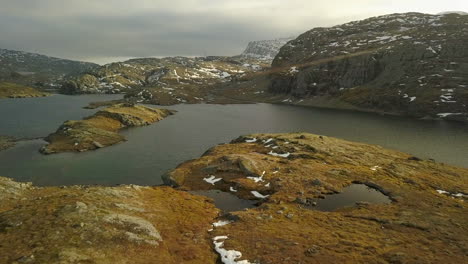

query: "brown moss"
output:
168 133 468 263
0 178 219 264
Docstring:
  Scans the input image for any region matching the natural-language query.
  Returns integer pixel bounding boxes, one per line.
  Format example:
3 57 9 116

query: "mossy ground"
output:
0 178 219 264
167 133 468 263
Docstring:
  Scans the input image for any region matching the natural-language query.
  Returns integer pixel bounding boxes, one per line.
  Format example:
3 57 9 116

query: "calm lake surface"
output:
1 95 467 186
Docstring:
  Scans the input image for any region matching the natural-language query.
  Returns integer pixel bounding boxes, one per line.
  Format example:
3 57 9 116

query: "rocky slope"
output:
0 48 98 89
268 12 468 121
165 133 468 263
0 177 219 264
40 104 174 154
60 56 268 105
240 38 295 61
0 82 50 98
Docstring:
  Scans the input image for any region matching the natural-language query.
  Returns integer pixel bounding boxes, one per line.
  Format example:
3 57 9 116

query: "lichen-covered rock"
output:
168 133 468 263
40 104 174 154
269 12 468 121
0 178 219 264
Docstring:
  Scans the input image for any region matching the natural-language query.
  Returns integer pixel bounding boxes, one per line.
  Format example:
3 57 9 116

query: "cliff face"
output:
241 38 295 61
269 13 468 121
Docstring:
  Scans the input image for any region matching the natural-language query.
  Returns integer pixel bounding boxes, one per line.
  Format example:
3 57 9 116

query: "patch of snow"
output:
251 191 269 199
268 151 290 158
247 171 266 183
436 189 467 198
437 113 463 118
230 187 238 192
203 175 222 185
213 220 232 227
245 138 257 143
213 236 253 264
289 67 299 74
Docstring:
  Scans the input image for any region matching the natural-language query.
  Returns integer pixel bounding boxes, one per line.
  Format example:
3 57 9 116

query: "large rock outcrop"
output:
269 12 468 121
40 104 174 154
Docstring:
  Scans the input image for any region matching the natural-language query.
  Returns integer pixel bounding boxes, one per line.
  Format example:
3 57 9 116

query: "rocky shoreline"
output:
40 103 174 154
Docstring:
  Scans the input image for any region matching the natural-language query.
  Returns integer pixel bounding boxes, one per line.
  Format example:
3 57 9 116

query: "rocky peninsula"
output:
0 82 49 99
40 104 174 154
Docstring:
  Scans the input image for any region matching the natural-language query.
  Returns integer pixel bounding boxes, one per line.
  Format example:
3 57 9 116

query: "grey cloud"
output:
0 0 465 64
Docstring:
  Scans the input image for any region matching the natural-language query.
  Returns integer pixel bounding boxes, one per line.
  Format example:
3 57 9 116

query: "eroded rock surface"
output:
40 103 174 154
0 177 219 264
166 133 468 263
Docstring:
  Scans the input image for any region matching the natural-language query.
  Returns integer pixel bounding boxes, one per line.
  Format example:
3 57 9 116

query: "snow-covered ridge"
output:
241 38 295 61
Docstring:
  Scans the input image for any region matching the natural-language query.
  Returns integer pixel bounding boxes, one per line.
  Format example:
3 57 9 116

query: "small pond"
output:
307 184 392 211
190 190 258 213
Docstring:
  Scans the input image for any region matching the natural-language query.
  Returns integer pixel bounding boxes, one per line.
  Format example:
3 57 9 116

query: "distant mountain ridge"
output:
437 11 468 16
240 38 295 61
0 48 98 78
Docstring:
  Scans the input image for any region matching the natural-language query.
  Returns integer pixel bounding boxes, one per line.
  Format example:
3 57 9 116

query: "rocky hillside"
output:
240 38 295 61
61 56 267 105
0 48 98 87
269 12 468 121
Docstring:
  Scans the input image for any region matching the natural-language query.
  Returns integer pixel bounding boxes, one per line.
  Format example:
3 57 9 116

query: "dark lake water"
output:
307 184 392 212
0 95 467 186
190 190 257 213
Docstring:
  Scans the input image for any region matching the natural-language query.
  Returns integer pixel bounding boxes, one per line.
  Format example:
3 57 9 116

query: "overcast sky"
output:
0 0 466 64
